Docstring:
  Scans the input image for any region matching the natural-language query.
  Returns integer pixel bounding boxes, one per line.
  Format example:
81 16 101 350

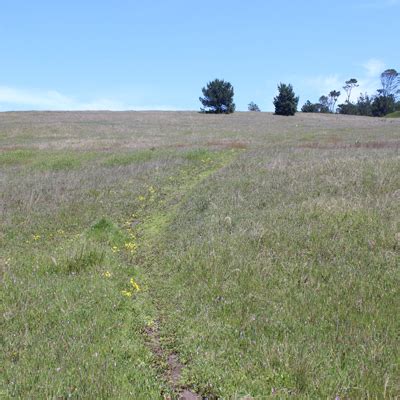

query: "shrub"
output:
248 102 261 112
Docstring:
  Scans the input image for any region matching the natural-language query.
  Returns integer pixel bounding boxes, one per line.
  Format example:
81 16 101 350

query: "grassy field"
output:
386 111 400 118
1 111 400 399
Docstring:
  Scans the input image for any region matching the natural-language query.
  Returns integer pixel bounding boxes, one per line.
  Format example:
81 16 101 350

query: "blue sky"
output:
0 0 399 111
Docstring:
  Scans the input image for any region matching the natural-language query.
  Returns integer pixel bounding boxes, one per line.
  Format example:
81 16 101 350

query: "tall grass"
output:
1 111 399 398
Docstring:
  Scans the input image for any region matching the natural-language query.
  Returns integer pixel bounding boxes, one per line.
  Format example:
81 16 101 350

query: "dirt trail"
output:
144 322 200 399
135 152 240 399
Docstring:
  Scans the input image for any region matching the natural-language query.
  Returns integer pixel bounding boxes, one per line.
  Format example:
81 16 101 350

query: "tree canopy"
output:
199 79 235 114
273 83 299 116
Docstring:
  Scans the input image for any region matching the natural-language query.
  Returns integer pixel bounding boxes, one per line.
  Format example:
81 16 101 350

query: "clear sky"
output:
0 0 399 112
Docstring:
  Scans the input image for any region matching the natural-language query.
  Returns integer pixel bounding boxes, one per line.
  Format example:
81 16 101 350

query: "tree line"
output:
199 69 400 116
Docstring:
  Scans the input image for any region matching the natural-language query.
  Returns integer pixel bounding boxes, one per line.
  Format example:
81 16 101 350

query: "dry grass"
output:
1 111 399 152
1 111 400 398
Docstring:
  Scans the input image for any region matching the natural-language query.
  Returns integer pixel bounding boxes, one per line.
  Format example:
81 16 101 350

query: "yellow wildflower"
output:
111 246 119 253
125 242 136 253
144 317 155 327
103 271 112 278
32 234 41 241
130 278 141 291
121 290 132 297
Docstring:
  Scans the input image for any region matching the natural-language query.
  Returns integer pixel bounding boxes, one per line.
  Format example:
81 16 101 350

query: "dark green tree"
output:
248 101 261 112
371 94 395 117
199 79 235 113
301 100 319 113
273 83 299 116
337 102 359 115
356 93 373 116
318 96 330 113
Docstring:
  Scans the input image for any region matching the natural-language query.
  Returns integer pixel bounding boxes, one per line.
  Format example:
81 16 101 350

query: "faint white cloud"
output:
304 74 343 94
0 85 180 111
363 58 386 78
303 58 387 104
351 58 387 100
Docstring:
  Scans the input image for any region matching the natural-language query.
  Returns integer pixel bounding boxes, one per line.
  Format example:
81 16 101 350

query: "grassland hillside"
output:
386 111 400 118
1 111 399 399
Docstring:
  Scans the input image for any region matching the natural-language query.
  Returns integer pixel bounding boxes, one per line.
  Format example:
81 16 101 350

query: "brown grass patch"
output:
205 140 248 149
299 140 400 150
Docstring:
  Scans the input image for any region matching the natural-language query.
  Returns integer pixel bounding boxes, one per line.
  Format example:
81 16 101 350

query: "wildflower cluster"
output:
130 277 141 291
123 215 138 254
137 185 157 204
121 277 141 298
148 185 156 203
124 241 137 253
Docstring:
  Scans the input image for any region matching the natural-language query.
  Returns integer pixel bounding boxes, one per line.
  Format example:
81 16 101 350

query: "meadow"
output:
1 111 399 399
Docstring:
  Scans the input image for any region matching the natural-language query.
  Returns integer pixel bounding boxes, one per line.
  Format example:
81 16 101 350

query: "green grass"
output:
143 150 399 398
102 150 155 166
386 111 400 118
0 149 98 170
1 111 400 398
0 149 37 165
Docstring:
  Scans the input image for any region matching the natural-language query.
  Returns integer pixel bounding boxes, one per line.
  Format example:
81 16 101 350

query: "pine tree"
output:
273 83 299 116
199 79 235 114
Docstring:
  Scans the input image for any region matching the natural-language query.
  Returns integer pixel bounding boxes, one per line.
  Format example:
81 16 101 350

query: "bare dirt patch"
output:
144 322 200 400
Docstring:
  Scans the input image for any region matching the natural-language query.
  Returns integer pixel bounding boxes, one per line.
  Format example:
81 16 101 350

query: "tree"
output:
199 79 235 113
301 100 331 113
318 96 330 113
337 102 359 115
301 100 319 113
356 93 373 116
273 83 299 116
371 94 395 117
380 69 399 98
328 90 341 112
248 101 261 112
343 78 359 103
